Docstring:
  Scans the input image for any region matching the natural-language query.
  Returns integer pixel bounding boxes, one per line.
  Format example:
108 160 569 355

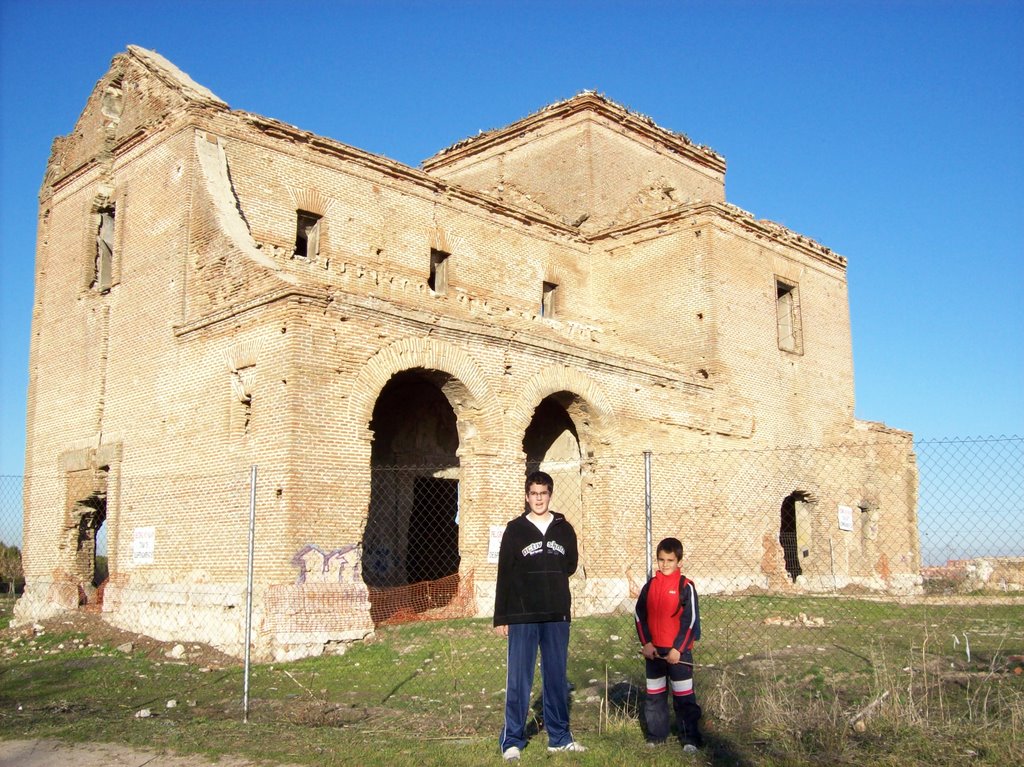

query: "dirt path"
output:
0 739 301 767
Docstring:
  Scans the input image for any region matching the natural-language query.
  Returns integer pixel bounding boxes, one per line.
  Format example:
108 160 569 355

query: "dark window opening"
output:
542 281 558 318
294 211 322 259
94 207 115 292
231 367 255 437
238 394 252 435
429 249 449 294
776 278 802 353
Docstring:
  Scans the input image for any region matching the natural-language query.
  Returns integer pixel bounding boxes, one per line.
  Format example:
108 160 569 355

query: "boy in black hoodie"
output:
493 471 585 761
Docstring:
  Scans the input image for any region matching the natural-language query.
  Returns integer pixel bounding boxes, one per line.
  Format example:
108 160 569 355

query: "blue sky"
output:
1 0 1022 480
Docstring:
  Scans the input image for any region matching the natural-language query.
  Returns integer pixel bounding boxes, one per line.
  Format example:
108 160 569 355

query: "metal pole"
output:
243 465 257 723
644 451 653 580
829 537 837 593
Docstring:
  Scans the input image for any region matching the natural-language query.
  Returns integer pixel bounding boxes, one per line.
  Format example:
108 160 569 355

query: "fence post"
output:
243 464 257 723
644 451 653 579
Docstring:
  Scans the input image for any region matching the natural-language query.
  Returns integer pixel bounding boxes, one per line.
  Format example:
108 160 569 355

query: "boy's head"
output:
656 537 683 576
525 471 554 516
657 537 683 560
525 470 554 495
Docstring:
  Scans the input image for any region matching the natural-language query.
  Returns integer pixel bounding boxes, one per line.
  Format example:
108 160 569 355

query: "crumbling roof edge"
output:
852 419 915 440
421 91 725 174
231 110 586 241
124 45 228 108
589 201 847 268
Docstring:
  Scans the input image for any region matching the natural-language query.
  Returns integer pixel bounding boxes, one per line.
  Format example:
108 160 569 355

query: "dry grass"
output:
2 596 1022 766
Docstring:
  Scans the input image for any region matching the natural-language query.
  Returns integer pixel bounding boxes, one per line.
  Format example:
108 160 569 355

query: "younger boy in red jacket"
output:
634 537 703 751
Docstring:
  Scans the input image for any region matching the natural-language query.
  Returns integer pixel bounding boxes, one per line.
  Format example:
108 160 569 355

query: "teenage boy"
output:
494 471 586 761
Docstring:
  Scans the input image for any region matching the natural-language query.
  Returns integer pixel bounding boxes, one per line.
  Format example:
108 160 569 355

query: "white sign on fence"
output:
837 505 854 532
132 526 155 564
488 525 504 564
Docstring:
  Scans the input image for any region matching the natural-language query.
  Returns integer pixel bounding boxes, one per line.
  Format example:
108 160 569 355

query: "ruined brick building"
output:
17 47 920 659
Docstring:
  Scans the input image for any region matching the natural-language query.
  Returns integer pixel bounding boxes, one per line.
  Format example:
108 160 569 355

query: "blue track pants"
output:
499 621 574 751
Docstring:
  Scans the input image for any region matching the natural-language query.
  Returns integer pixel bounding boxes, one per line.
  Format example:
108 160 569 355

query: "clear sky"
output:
1 0 1022 480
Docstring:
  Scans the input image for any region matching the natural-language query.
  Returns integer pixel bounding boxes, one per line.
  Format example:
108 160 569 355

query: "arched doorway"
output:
779 490 812 583
362 369 462 620
523 393 583 518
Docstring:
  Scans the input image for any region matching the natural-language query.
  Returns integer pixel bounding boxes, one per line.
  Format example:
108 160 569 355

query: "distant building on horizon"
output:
17 46 919 659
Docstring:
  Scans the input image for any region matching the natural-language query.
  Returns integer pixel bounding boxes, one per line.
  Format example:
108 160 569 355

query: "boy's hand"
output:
494 625 509 638
642 642 658 660
666 648 681 665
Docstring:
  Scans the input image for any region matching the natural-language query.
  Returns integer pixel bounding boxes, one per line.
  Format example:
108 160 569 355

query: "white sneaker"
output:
547 741 587 753
502 746 521 761
683 743 699 753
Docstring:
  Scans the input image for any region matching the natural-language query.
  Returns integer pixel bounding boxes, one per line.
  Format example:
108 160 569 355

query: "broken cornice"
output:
234 110 584 239
125 45 228 108
422 91 725 174
591 201 847 268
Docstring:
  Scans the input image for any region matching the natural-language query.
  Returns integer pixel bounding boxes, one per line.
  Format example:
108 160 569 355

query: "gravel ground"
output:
0 738 302 767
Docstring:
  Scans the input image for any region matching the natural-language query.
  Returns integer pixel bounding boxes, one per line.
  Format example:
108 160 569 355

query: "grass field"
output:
2 594 1022 766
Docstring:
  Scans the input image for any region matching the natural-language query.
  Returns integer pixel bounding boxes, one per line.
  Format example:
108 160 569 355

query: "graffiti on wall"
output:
290 543 362 585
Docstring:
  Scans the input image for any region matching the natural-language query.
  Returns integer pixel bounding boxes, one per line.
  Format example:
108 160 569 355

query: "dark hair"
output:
657 537 683 560
525 470 554 495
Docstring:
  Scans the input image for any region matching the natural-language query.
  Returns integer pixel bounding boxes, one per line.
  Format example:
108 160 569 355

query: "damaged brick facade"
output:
17 47 920 659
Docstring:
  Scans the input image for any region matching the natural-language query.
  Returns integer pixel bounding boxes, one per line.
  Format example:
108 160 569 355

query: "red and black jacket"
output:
634 570 701 652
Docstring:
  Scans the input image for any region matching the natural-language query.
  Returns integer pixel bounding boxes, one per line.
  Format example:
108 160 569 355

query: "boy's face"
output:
656 550 680 576
526 482 552 516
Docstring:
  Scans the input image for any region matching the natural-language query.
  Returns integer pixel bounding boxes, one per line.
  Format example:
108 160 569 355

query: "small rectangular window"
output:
294 211 321 259
94 206 115 292
230 366 254 438
429 249 449 294
541 281 558 318
776 278 803 353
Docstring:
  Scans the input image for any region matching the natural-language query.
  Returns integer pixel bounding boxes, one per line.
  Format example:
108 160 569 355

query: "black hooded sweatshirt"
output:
493 510 579 626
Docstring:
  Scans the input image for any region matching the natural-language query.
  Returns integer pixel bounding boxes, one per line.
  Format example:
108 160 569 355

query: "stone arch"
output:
347 337 498 452
349 338 499 616
509 366 616 457
428 225 465 257
288 187 336 217
514 368 617 583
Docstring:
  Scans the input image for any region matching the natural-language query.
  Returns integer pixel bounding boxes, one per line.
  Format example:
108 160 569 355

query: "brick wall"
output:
17 47 918 658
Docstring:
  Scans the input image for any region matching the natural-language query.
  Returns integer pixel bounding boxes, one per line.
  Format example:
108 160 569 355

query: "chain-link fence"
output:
1 435 1021 729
